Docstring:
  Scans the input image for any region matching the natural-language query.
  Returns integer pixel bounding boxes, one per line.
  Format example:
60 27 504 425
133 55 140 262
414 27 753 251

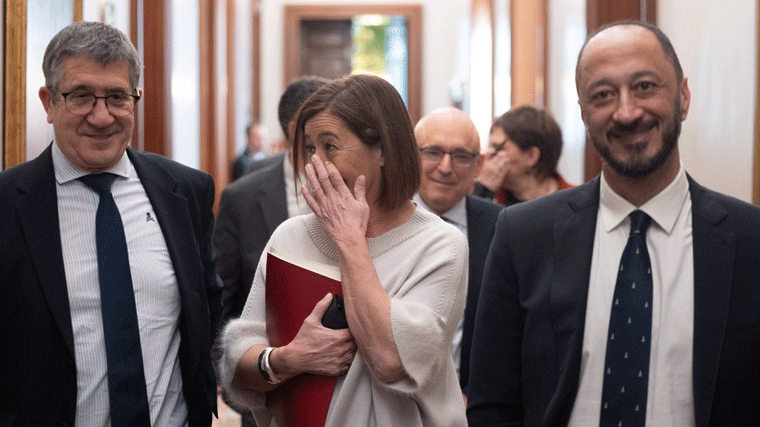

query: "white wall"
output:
659 0 757 202
169 0 201 168
547 0 586 185
259 0 470 140
235 0 254 155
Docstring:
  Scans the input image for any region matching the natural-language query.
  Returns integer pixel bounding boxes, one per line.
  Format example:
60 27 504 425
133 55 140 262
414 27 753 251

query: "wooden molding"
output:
252 0 261 122
142 0 169 156
5 0 26 169
510 0 547 107
199 0 214 175
283 3 422 124
754 0 760 205
74 0 83 21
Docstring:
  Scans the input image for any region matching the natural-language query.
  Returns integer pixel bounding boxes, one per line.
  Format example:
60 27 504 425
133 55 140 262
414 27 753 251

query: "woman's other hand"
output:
272 293 357 379
302 154 370 246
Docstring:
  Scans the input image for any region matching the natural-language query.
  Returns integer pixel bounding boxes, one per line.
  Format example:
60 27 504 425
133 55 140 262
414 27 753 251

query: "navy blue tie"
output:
79 173 151 427
600 210 653 427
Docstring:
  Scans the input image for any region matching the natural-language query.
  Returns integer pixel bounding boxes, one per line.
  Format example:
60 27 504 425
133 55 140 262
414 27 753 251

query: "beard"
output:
591 98 681 178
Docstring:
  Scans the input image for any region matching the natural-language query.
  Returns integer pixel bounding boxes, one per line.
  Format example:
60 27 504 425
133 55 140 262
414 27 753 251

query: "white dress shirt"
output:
568 166 695 427
53 143 189 427
413 194 469 374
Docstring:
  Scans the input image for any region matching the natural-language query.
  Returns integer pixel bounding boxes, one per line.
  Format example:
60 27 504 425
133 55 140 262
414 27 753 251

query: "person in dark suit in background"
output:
212 76 327 427
0 21 221 427
467 20 760 427
413 107 502 399
232 122 270 181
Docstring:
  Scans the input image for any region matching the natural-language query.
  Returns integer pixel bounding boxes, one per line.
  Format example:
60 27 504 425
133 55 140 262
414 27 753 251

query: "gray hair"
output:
43 21 141 92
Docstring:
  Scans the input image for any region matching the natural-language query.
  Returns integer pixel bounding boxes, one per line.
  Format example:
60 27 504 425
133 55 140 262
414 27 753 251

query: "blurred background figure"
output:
413 107 502 400
219 74 469 426
232 122 270 181
473 105 574 205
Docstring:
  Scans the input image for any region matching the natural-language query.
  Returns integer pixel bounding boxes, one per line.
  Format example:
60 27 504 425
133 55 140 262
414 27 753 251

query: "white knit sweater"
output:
219 205 468 426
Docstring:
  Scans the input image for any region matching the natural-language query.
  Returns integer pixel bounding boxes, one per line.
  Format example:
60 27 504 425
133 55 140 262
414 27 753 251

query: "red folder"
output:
265 247 343 427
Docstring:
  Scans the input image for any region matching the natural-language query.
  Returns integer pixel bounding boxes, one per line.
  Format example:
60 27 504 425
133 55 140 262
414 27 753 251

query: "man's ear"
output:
679 77 690 121
39 86 55 124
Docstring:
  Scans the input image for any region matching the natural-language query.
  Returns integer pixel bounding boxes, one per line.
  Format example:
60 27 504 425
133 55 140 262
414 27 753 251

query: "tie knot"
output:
629 210 652 236
79 173 118 195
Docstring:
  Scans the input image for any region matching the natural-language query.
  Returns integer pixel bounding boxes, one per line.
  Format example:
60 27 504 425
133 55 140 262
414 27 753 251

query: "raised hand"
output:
477 149 511 192
301 154 370 246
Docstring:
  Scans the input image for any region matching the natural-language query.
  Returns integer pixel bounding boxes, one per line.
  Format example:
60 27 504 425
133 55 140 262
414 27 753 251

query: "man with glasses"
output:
0 22 221 427
413 107 502 398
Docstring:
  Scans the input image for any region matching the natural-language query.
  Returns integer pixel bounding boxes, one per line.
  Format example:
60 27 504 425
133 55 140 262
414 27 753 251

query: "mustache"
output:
608 118 657 137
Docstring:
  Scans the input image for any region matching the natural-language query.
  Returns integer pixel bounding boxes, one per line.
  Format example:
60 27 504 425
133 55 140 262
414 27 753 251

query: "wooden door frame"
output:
3 0 82 169
754 0 760 205
283 3 422 124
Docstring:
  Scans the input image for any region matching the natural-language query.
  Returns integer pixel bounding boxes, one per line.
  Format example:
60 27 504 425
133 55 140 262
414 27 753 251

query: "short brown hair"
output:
293 74 420 211
490 105 563 180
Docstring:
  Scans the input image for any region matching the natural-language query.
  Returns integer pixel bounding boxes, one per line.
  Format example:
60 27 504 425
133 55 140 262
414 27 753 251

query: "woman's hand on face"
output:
279 293 357 378
302 154 370 245
477 150 511 192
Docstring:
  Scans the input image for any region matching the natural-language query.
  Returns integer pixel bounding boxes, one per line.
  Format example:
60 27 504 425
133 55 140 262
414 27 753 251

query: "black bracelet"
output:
258 348 272 382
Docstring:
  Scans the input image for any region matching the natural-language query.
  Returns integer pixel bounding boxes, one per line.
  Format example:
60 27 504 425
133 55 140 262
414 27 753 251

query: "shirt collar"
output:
413 193 468 229
599 164 689 235
52 140 131 184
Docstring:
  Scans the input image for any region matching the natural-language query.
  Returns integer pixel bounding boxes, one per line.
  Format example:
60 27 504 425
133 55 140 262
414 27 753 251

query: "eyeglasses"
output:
419 146 479 169
55 89 141 117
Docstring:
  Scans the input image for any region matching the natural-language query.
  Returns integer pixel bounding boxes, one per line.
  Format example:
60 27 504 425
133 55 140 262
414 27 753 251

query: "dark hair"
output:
278 76 329 139
490 105 563 180
43 21 141 92
575 20 683 90
292 74 420 211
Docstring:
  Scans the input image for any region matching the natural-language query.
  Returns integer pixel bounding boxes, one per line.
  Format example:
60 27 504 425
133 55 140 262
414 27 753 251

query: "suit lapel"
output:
548 177 600 424
688 176 734 427
15 146 75 358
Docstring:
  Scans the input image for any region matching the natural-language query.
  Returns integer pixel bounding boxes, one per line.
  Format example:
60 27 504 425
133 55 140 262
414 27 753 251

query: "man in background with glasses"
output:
0 21 221 427
413 107 502 401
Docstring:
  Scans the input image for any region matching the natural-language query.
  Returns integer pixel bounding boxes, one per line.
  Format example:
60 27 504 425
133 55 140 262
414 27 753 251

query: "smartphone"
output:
321 294 348 329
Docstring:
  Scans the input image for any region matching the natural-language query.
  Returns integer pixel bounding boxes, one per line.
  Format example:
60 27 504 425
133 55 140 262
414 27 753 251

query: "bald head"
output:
415 107 482 215
576 21 683 94
415 107 480 153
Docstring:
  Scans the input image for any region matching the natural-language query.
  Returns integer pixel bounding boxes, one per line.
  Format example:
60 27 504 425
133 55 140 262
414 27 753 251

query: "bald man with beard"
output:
467 21 760 427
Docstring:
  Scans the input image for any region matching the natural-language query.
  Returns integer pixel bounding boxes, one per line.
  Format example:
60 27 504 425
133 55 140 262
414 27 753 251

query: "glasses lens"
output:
451 152 475 168
65 92 96 115
106 94 135 116
420 148 443 163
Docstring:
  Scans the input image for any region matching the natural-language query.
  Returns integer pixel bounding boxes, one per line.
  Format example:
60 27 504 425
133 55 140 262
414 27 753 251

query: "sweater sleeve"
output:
381 227 469 395
218 246 270 414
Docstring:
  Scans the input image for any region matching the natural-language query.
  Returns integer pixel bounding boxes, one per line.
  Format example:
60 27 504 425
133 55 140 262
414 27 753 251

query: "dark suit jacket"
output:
467 175 760 427
0 145 222 427
459 194 503 391
213 152 288 321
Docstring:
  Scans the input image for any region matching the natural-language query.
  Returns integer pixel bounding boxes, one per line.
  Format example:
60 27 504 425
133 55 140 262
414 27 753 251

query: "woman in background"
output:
474 105 574 205
218 74 468 427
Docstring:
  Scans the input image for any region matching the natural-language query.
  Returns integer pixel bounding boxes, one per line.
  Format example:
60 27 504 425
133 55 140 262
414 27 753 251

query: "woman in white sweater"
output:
219 74 468 426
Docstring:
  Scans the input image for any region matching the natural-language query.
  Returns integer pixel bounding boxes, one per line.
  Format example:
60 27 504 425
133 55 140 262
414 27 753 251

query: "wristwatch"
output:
258 347 282 385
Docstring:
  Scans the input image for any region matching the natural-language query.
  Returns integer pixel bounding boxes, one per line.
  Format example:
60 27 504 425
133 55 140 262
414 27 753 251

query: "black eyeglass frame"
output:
54 88 141 117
